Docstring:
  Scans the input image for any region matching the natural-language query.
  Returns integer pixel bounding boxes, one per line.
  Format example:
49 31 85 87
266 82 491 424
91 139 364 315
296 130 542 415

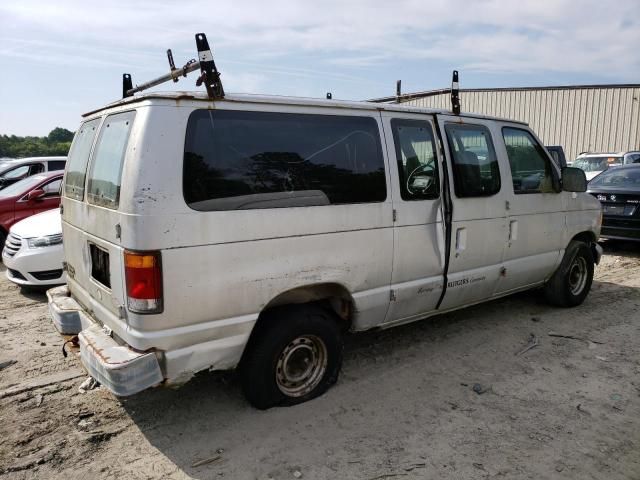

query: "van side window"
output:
502 127 555 194
391 119 439 200
183 110 386 211
87 112 135 209
444 124 500 197
65 118 101 201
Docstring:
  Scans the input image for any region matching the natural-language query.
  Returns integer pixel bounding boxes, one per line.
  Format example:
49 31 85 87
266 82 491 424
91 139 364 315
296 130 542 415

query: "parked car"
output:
2 208 65 286
622 151 640 164
48 83 602 409
0 171 63 248
545 145 567 168
588 164 640 241
573 153 624 181
0 156 66 190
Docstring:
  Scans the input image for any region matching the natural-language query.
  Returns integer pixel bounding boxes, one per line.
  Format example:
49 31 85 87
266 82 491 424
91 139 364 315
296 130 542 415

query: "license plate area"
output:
89 243 111 288
603 204 636 216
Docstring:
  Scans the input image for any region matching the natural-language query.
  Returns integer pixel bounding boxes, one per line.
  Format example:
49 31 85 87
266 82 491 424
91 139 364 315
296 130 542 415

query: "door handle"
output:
509 220 518 241
455 227 467 254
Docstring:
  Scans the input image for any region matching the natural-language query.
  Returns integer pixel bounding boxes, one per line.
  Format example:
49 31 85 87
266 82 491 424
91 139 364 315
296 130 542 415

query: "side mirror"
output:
26 189 46 201
562 167 587 192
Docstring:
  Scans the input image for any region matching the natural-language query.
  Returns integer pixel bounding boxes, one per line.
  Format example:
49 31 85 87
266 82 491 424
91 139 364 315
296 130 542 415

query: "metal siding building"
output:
373 85 640 162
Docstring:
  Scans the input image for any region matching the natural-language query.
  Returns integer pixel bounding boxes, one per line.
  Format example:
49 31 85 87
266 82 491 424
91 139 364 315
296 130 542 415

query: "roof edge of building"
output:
368 83 640 103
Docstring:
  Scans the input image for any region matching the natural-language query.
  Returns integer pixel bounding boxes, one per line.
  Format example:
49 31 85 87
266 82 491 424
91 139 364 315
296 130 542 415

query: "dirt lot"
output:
1 242 639 480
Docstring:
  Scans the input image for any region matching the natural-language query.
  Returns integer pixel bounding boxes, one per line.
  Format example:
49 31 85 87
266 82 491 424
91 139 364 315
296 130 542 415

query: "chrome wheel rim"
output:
568 255 588 295
276 335 327 397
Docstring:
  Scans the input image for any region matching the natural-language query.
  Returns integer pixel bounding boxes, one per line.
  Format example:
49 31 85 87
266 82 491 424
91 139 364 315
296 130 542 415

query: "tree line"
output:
0 128 74 158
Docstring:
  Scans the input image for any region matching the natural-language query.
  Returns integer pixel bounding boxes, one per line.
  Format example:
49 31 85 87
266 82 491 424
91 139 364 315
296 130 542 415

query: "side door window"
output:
390 119 439 200
42 178 62 197
2 165 29 180
444 124 500 197
502 127 555 194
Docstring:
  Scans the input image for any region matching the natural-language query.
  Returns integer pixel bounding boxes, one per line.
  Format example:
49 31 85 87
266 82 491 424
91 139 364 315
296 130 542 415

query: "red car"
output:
0 171 63 247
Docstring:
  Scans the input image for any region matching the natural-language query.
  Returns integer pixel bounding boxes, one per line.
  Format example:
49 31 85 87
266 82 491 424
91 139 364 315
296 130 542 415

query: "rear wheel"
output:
240 304 343 409
544 240 594 307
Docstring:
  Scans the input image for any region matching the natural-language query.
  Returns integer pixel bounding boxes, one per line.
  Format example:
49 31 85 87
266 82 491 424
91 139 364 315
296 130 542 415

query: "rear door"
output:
380 112 445 324
436 115 508 309
62 112 134 320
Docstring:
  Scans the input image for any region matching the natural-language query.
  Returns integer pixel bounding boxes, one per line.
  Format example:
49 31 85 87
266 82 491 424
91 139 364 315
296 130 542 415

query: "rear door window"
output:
183 110 386 211
87 111 135 209
48 160 66 171
65 118 101 201
390 119 439 200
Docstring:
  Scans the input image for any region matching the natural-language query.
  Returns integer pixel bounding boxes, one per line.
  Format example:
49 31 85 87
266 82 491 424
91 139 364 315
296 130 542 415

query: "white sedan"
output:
2 208 65 287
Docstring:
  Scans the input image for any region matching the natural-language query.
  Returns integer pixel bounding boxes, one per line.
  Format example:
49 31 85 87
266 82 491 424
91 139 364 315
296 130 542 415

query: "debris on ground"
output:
515 333 539 356
191 454 222 468
78 377 99 393
472 383 489 395
0 359 17 371
548 331 604 344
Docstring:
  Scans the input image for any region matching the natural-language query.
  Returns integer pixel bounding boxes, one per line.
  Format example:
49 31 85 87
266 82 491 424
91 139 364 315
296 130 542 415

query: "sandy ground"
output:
0 241 639 480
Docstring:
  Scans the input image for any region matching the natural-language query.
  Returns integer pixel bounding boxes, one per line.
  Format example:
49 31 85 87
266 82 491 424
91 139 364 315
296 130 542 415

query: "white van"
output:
47 88 602 408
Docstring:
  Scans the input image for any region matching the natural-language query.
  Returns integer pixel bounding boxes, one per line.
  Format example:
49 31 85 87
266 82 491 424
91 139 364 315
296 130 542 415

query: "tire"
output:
544 240 594 307
240 304 343 410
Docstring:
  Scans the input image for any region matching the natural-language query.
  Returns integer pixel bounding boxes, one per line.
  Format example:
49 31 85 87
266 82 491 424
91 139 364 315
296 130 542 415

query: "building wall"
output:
402 86 640 162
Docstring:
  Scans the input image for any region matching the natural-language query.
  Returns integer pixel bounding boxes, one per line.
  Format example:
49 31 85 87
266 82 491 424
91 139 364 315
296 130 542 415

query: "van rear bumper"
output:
47 285 163 396
79 324 163 396
47 284 254 393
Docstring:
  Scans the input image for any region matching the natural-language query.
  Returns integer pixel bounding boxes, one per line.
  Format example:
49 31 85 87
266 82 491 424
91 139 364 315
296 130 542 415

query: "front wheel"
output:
544 240 594 307
239 304 343 409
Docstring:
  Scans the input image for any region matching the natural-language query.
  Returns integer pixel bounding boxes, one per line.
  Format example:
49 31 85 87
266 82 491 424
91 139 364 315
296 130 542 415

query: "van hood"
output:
10 208 61 238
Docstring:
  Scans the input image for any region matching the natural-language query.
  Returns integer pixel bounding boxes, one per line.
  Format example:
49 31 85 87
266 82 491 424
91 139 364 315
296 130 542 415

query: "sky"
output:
0 0 638 136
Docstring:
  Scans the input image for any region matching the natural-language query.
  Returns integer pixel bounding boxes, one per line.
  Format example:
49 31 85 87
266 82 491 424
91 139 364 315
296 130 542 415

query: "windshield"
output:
590 167 640 189
0 175 46 198
573 156 623 172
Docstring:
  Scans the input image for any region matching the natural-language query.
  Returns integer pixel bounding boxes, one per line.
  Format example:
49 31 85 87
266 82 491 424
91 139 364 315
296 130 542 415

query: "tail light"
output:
124 250 163 314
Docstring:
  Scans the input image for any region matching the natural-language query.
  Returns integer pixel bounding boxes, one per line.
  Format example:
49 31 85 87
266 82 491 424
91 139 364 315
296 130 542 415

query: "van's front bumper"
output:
47 285 163 396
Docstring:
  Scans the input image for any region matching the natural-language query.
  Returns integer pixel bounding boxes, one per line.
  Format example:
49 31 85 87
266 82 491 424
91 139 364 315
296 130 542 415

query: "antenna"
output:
396 80 402 103
451 70 460 115
122 33 224 100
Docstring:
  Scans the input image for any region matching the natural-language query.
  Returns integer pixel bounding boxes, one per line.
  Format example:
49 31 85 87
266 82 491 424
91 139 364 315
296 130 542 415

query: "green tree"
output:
47 127 74 143
0 128 74 158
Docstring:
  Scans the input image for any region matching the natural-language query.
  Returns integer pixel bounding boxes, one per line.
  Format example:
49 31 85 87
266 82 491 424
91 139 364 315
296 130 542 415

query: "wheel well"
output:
262 283 354 328
239 284 354 369
570 231 596 245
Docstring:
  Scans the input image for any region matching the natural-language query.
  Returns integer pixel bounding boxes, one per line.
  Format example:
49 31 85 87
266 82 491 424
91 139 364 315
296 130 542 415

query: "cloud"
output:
0 0 638 135
1 0 638 79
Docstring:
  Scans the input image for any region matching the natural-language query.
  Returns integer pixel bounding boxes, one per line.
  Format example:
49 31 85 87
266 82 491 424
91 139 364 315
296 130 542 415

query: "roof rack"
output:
122 33 224 100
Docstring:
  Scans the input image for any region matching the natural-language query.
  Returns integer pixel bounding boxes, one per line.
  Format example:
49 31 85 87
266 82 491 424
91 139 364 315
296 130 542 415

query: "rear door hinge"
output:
392 209 397 222
390 289 396 302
